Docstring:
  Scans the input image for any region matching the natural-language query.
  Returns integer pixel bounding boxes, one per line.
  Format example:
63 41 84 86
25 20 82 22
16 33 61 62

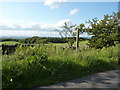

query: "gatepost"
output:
72 29 79 51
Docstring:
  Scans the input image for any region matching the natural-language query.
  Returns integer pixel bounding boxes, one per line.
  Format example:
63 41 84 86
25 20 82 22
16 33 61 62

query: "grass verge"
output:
2 44 119 88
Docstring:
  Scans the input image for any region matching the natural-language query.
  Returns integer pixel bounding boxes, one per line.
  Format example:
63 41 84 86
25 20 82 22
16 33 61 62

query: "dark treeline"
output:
19 36 89 44
1 36 89 44
19 37 68 44
0 38 19 42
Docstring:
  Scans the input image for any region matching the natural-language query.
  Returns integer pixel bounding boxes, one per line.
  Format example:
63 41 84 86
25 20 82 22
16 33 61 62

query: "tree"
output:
85 12 119 49
55 22 76 48
35 39 48 45
56 22 85 48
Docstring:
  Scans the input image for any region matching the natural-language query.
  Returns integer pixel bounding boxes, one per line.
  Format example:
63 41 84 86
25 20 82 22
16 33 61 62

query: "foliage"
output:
2 45 48 88
19 37 68 44
56 22 86 48
19 36 41 44
47 37 67 43
2 36 88 45
35 39 48 44
66 38 75 47
2 44 119 88
85 12 120 48
77 24 85 34
2 11 120 89
0 38 19 42
55 22 76 47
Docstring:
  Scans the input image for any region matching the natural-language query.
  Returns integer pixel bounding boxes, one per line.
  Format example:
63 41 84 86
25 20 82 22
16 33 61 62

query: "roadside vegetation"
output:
2 44 119 88
2 12 120 88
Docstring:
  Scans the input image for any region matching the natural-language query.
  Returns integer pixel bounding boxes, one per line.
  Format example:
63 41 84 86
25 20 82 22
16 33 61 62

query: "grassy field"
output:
48 40 88 48
0 40 88 49
0 41 20 45
2 42 119 88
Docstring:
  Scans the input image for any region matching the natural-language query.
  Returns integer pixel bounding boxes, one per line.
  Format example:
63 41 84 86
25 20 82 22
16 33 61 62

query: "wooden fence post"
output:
76 28 79 51
72 29 79 51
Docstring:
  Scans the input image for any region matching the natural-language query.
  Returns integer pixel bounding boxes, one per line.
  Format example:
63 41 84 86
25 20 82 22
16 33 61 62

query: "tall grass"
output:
2 44 119 88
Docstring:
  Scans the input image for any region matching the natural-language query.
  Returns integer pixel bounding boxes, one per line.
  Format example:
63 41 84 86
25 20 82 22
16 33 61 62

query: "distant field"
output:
49 41 88 49
49 43 68 47
0 41 20 45
0 40 88 48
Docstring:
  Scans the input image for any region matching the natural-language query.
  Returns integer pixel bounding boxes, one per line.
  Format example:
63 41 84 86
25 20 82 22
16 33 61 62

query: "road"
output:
33 69 119 89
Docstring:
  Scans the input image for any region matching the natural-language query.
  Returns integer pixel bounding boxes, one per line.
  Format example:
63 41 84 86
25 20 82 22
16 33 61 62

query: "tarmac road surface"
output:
33 69 119 89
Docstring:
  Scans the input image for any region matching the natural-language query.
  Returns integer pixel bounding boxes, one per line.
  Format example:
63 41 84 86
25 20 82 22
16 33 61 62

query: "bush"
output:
2 45 48 88
86 12 120 49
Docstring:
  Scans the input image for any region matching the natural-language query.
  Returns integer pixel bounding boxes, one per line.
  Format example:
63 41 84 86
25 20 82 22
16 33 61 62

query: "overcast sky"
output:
0 0 118 37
